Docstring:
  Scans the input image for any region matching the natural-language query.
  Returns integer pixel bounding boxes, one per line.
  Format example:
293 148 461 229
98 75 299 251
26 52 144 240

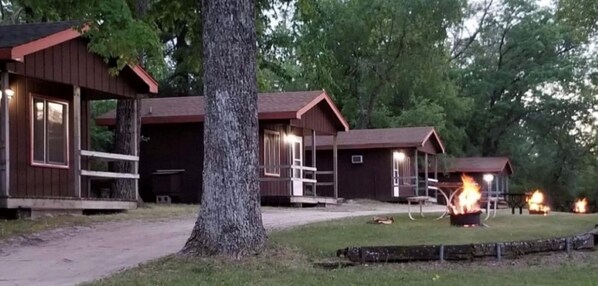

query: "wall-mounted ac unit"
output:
351 155 363 164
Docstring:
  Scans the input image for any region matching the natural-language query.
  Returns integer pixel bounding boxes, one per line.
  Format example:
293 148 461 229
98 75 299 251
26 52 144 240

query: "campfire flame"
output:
574 198 588 214
527 190 550 214
451 174 481 215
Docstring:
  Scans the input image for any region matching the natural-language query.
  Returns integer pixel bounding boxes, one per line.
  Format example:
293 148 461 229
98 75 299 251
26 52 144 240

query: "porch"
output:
259 128 340 206
391 148 441 201
0 22 157 212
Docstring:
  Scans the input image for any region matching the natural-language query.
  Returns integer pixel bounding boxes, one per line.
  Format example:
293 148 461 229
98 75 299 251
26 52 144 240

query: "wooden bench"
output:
406 196 430 220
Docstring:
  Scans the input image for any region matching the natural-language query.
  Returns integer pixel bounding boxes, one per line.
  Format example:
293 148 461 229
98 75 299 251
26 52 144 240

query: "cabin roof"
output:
0 21 158 94
310 127 445 153
96 90 349 131
446 157 514 175
0 21 81 48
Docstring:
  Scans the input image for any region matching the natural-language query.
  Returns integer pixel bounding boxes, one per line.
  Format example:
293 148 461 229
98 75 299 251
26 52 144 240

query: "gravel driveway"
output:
0 202 444 286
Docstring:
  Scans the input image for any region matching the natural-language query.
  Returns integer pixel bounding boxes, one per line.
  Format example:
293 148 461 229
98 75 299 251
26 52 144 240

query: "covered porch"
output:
0 22 158 213
392 148 441 201
258 91 349 206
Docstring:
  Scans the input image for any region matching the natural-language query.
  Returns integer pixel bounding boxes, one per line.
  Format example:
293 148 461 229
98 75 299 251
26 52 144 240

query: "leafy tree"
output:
181 0 266 257
456 0 598 199
292 0 469 153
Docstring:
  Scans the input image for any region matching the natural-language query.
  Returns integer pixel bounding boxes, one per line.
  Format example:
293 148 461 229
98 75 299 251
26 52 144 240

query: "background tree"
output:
292 0 470 154
180 0 266 257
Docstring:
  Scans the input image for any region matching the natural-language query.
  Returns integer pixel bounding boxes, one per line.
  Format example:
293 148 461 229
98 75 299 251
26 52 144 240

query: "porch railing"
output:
80 150 140 179
259 165 326 196
78 150 139 200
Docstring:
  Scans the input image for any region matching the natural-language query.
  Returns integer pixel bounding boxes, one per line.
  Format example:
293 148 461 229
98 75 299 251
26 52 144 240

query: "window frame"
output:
263 129 281 177
30 93 70 169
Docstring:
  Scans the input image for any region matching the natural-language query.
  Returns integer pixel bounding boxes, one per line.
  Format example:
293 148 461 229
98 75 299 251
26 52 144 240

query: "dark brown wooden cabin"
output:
0 22 158 214
96 90 349 205
307 127 445 202
441 157 514 198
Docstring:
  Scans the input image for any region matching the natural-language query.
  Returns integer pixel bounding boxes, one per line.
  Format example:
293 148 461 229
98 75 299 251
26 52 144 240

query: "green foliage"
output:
293 0 467 138
454 0 598 198
15 0 165 77
90 100 117 152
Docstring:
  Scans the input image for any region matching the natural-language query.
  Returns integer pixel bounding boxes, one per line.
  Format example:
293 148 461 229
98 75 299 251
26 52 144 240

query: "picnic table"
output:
503 192 529 214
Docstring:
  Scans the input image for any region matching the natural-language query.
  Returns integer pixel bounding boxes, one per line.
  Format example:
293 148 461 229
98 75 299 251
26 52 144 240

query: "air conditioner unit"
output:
351 155 363 164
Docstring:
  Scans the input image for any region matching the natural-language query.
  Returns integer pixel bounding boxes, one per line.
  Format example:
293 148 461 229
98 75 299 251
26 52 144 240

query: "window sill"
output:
31 162 70 170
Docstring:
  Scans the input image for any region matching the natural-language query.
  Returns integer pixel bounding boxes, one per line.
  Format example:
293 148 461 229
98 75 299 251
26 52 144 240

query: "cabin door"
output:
291 136 303 196
392 151 408 197
392 155 400 197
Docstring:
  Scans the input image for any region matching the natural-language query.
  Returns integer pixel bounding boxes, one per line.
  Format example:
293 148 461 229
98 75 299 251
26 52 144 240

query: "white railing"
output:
80 150 140 179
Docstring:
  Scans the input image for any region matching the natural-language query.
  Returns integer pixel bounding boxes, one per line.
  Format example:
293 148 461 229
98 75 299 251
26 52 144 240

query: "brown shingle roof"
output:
0 21 81 48
96 90 349 130
310 127 445 153
446 157 513 175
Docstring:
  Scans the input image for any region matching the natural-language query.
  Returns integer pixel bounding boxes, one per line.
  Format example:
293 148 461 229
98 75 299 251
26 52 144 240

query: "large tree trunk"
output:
111 0 148 201
111 99 135 199
180 0 266 257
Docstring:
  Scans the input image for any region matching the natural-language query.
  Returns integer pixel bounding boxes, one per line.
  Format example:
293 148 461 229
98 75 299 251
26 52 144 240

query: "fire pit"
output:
449 174 482 227
574 198 588 214
450 211 482 227
527 190 550 215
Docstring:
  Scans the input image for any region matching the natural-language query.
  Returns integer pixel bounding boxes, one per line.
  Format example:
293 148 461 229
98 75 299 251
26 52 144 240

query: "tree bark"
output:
111 99 135 200
111 0 148 201
180 0 266 257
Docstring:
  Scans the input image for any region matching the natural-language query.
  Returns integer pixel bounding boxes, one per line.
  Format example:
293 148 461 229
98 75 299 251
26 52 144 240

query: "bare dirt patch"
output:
0 202 438 286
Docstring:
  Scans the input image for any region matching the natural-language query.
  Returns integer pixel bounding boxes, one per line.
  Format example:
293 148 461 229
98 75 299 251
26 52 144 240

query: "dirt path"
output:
0 202 444 286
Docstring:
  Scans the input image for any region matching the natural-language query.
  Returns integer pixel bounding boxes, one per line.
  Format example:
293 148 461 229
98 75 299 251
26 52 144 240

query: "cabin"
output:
0 22 158 215
306 127 445 202
96 90 349 205
442 157 514 197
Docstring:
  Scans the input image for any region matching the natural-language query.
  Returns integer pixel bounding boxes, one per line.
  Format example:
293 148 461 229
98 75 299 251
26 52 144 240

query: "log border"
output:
337 228 598 263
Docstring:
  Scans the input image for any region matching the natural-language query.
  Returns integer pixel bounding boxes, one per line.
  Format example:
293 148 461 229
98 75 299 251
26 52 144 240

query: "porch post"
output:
424 152 429 197
287 125 292 196
434 155 438 180
333 134 338 199
73 85 82 198
311 129 316 197
414 150 419 196
0 70 10 197
132 96 140 201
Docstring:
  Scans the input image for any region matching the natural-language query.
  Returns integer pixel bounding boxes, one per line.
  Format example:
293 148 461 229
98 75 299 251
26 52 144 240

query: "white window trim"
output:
263 129 281 177
30 94 70 169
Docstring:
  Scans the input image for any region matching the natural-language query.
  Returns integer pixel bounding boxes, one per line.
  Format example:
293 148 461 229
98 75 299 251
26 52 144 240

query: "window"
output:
264 130 280 176
32 96 68 167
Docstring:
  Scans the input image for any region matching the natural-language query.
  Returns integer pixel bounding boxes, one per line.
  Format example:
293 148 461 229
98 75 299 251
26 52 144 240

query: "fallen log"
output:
337 229 598 263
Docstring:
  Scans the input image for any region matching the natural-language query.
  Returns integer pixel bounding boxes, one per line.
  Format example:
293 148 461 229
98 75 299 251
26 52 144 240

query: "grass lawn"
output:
88 211 598 286
0 203 198 240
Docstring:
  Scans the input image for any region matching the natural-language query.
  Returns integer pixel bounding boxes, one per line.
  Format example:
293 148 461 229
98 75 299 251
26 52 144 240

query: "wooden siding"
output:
8 75 75 198
139 123 204 203
259 122 292 197
314 148 394 200
6 38 138 98
290 102 339 135
418 138 440 154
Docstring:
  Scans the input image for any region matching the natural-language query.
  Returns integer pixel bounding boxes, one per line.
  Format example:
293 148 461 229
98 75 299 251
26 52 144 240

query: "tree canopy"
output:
1 0 597 204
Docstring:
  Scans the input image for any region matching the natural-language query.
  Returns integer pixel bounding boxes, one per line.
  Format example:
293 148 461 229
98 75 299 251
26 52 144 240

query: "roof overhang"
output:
297 91 350 131
0 25 158 94
421 128 446 154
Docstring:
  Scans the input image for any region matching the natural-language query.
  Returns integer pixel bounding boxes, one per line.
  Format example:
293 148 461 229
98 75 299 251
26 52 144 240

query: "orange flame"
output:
574 198 588 213
451 174 481 215
527 190 550 214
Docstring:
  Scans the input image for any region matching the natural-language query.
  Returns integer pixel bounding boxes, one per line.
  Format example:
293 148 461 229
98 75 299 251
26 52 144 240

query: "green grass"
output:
0 203 198 240
87 212 598 286
270 210 598 258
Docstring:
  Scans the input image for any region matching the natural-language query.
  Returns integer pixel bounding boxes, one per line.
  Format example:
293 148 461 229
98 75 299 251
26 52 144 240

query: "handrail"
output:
80 150 139 180
81 150 139 162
